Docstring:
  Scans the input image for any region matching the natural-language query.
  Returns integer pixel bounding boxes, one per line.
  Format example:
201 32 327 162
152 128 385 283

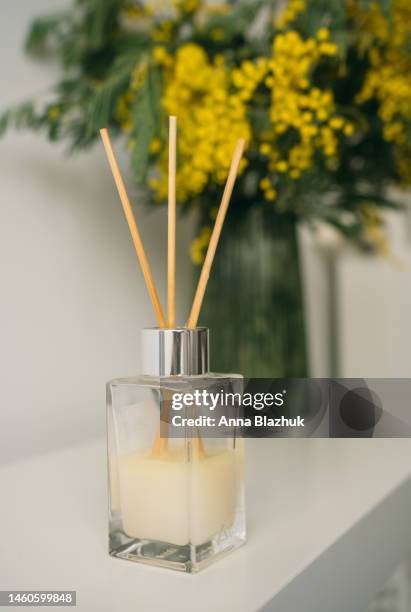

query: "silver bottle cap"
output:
141 327 209 376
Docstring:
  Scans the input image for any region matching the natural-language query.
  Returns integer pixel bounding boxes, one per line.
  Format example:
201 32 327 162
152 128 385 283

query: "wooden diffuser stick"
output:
152 117 177 458
187 138 245 329
168 116 177 328
100 128 166 328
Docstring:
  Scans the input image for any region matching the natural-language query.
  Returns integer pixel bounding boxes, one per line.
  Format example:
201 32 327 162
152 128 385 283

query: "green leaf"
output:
0 110 10 136
84 58 137 137
81 0 126 50
358 0 392 17
130 63 161 182
344 192 404 209
294 0 347 36
0 101 38 135
25 11 72 55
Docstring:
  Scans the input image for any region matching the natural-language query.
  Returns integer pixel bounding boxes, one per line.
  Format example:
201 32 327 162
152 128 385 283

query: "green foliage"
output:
25 11 72 56
0 102 41 136
130 62 162 182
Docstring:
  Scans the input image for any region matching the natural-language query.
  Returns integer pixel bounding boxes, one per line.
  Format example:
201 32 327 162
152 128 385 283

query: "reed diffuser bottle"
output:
100 115 246 572
107 327 246 572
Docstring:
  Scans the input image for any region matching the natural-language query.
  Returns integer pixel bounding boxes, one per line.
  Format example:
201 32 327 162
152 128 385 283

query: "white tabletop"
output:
1 438 411 612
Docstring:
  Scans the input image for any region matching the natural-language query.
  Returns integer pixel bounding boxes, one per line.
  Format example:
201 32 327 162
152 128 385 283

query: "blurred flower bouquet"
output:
2 0 411 375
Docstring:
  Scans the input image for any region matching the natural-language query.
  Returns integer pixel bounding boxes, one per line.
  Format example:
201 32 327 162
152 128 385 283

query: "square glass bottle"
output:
107 327 246 573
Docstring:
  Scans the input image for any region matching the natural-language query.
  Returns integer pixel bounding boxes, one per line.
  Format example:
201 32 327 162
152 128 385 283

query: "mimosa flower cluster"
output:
118 24 355 213
150 44 250 202
2 0 410 260
121 10 358 261
354 0 411 183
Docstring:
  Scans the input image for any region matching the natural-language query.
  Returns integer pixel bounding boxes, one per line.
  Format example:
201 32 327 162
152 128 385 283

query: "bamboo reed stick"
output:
100 128 166 328
168 116 177 328
152 117 177 458
186 138 245 329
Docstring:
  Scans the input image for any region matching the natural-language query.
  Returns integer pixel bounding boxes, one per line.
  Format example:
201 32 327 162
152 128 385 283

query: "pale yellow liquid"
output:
118 447 240 546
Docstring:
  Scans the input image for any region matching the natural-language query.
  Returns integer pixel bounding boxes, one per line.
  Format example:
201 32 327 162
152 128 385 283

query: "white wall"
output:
299 225 333 377
0 0 195 465
339 209 411 377
300 207 411 379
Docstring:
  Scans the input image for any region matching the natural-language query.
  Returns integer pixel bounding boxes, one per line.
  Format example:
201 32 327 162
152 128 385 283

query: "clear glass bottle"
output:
107 327 246 573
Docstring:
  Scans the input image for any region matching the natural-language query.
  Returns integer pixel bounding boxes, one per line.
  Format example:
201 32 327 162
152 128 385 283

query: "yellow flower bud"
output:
329 117 344 130
259 178 271 190
317 28 330 42
259 143 272 156
343 123 355 136
265 189 277 201
276 160 288 172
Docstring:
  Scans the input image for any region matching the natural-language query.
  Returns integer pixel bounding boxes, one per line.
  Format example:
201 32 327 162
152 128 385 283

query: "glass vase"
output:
201 204 308 377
